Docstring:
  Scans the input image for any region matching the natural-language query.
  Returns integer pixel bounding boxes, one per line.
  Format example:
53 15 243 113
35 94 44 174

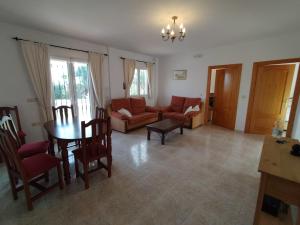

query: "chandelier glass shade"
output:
161 16 186 42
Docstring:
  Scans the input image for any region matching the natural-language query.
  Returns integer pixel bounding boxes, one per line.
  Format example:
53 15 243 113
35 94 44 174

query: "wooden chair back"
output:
95 107 107 119
0 106 22 131
0 115 22 148
52 105 75 121
0 128 23 176
81 117 112 161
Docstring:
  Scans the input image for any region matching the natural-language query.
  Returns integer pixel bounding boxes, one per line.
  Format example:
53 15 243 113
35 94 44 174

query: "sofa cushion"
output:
118 108 132 117
111 98 132 113
163 112 186 122
130 97 146 115
128 112 157 125
183 97 201 112
171 96 185 113
111 111 129 120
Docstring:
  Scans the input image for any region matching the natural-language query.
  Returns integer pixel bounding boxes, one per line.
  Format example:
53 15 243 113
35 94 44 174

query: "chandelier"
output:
161 16 186 42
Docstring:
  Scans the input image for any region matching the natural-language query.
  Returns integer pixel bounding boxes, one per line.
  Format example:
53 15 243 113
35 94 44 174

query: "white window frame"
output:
49 57 92 118
130 66 148 97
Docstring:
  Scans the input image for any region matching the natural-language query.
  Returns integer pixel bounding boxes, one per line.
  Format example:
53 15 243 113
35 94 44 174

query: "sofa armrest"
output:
145 106 160 113
159 105 172 112
111 111 129 120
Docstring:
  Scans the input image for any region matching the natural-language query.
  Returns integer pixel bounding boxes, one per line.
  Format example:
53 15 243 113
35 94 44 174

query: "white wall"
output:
158 31 300 137
0 22 157 142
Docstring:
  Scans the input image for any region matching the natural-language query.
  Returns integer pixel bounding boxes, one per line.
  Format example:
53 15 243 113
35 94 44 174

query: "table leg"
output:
58 140 71 185
161 133 165 145
48 134 55 156
180 126 183 135
253 173 268 225
147 129 151 140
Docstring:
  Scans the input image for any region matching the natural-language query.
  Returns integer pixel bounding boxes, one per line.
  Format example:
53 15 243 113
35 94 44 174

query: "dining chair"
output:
95 106 108 119
0 106 26 144
73 117 112 189
0 115 49 158
0 128 64 210
52 105 75 121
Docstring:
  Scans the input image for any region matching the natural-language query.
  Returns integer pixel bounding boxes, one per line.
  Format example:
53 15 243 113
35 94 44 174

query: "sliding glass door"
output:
50 58 91 119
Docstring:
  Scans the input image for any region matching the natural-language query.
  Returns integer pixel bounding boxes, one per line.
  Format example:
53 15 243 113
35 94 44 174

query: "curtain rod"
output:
12 37 108 56
120 57 155 64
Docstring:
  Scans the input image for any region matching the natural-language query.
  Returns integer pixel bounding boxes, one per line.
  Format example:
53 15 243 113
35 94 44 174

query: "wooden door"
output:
247 64 295 135
212 66 241 129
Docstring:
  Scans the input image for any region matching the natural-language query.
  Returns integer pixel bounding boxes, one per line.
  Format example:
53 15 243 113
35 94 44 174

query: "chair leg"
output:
44 171 49 182
56 165 64 190
23 181 33 211
8 171 18 200
97 159 101 169
107 156 112 178
74 157 80 178
83 162 89 189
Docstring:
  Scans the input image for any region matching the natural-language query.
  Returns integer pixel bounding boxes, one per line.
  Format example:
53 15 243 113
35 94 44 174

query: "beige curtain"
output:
123 59 136 97
88 52 104 115
21 41 52 122
146 63 153 98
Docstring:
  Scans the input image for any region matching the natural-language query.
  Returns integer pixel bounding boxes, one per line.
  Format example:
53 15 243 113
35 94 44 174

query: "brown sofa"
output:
108 97 159 133
160 96 204 129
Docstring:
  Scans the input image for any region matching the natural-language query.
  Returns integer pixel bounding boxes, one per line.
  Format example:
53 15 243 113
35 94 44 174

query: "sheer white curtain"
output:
123 59 136 97
88 52 104 116
21 41 52 122
146 63 153 98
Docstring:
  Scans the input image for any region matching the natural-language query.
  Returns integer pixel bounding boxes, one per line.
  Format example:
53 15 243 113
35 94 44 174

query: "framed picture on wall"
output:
173 70 187 80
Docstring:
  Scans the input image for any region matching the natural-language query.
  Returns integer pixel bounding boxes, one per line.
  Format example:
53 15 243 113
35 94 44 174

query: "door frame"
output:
244 58 300 137
204 63 242 129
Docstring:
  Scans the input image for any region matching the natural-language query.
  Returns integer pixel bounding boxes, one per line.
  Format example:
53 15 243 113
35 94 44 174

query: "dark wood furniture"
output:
73 118 112 189
0 106 26 144
0 115 49 158
0 129 63 210
44 116 111 185
95 106 108 119
52 105 75 121
146 119 184 145
253 136 300 225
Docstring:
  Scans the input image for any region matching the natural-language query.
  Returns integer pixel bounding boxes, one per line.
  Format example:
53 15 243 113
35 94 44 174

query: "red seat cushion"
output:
128 112 157 124
18 141 49 158
183 97 201 112
130 97 146 115
111 98 132 113
170 96 185 113
163 112 186 122
73 144 107 162
22 153 60 179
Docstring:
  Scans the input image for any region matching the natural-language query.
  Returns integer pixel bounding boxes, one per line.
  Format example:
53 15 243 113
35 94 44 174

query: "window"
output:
50 59 91 119
130 68 148 96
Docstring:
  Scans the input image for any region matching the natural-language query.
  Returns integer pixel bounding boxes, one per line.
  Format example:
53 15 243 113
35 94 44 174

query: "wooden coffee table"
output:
146 119 184 145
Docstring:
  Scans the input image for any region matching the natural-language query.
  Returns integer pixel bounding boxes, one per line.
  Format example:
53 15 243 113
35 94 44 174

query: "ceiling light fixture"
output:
161 16 186 43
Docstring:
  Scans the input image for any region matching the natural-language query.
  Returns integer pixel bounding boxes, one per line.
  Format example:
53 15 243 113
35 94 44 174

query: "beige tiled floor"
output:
0 125 264 225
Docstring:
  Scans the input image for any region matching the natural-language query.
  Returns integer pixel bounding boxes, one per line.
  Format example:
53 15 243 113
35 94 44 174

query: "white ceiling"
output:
0 0 299 56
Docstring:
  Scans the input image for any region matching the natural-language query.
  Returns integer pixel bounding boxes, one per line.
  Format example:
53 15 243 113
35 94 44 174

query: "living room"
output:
0 1 300 225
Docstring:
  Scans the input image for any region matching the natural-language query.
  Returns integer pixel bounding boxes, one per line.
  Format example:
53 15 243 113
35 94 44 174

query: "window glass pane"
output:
139 69 148 96
73 62 91 119
50 59 71 107
130 69 139 96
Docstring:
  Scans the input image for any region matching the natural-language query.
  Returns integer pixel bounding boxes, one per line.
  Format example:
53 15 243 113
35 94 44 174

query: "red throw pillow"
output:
183 97 201 112
111 98 132 113
130 97 146 115
170 96 185 113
